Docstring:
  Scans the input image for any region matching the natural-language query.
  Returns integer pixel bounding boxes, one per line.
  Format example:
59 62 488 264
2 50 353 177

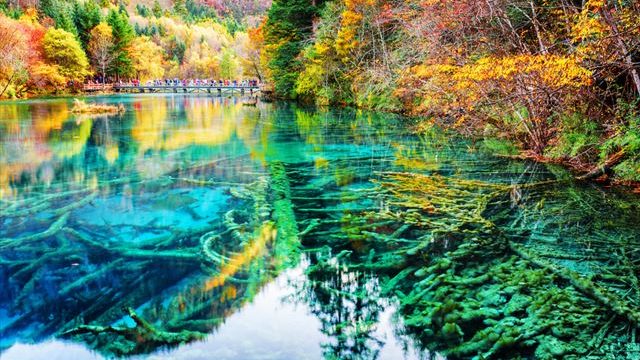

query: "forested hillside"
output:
2 0 639 183
0 0 268 96
260 0 640 183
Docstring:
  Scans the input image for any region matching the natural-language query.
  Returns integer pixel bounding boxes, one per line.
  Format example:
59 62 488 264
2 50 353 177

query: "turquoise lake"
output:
1 94 640 359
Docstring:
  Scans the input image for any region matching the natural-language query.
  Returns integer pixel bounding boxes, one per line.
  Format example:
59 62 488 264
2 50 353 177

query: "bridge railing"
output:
113 84 260 89
83 83 114 91
82 83 267 93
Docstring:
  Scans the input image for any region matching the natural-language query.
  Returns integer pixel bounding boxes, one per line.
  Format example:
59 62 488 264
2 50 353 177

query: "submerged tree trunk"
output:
577 150 626 181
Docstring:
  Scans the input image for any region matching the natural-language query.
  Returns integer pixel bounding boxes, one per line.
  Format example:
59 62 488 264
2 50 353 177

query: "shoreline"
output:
331 101 640 193
494 151 640 192
0 91 114 102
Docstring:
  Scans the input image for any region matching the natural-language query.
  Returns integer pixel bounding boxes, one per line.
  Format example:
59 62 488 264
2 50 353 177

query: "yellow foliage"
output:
452 55 592 89
403 54 592 115
43 28 91 82
571 0 607 48
130 15 233 51
129 36 165 81
336 0 378 61
296 41 334 102
29 62 67 92
18 7 39 23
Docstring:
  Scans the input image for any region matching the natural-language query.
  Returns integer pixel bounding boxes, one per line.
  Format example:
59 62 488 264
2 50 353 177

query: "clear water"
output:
1 94 639 359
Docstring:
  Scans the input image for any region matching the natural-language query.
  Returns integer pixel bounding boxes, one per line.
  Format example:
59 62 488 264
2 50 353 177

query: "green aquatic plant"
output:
367 172 640 358
284 150 640 359
481 138 520 157
269 162 301 269
4 100 640 360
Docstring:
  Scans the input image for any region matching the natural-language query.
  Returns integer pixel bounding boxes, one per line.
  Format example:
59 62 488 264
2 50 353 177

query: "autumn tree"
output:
29 62 67 92
0 15 29 97
20 16 62 95
88 22 115 84
219 48 237 79
237 25 263 81
182 41 220 78
42 27 90 83
295 1 346 105
570 0 640 98
400 55 593 154
1 0 265 96
129 36 165 81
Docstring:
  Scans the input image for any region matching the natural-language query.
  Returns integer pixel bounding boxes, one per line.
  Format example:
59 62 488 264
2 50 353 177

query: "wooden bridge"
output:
112 84 262 95
82 83 272 98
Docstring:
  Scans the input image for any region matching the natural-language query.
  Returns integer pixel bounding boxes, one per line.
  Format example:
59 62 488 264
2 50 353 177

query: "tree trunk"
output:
530 0 548 55
600 7 640 96
0 71 15 98
253 62 263 82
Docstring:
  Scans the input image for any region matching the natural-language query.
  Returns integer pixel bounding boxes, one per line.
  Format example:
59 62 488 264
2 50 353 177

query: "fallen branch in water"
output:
577 150 626 181
299 219 321 237
61 307 204 348
509 242 640 325
0 212 70 248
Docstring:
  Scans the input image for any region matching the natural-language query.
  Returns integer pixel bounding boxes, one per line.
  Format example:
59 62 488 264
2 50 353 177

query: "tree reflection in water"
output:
0 96 295 357
291 253 387 360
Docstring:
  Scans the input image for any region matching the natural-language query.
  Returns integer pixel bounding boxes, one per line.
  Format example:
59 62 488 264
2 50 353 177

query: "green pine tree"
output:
38 0 56 19
73 0 102 49
152 0 163 18
263 0 325 98
172 0 187 19
107 8 134 79
57 6 78 37
40 0 78 36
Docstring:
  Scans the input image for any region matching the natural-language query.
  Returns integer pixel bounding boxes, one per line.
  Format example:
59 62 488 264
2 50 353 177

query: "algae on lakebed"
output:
288 133 640 359
2 97 640 359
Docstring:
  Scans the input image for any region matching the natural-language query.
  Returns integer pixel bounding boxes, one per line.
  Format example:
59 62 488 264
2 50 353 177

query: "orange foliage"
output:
335 0 377 61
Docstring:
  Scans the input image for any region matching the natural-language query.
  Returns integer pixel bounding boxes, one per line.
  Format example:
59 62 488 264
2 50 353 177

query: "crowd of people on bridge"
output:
119 78 260 87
